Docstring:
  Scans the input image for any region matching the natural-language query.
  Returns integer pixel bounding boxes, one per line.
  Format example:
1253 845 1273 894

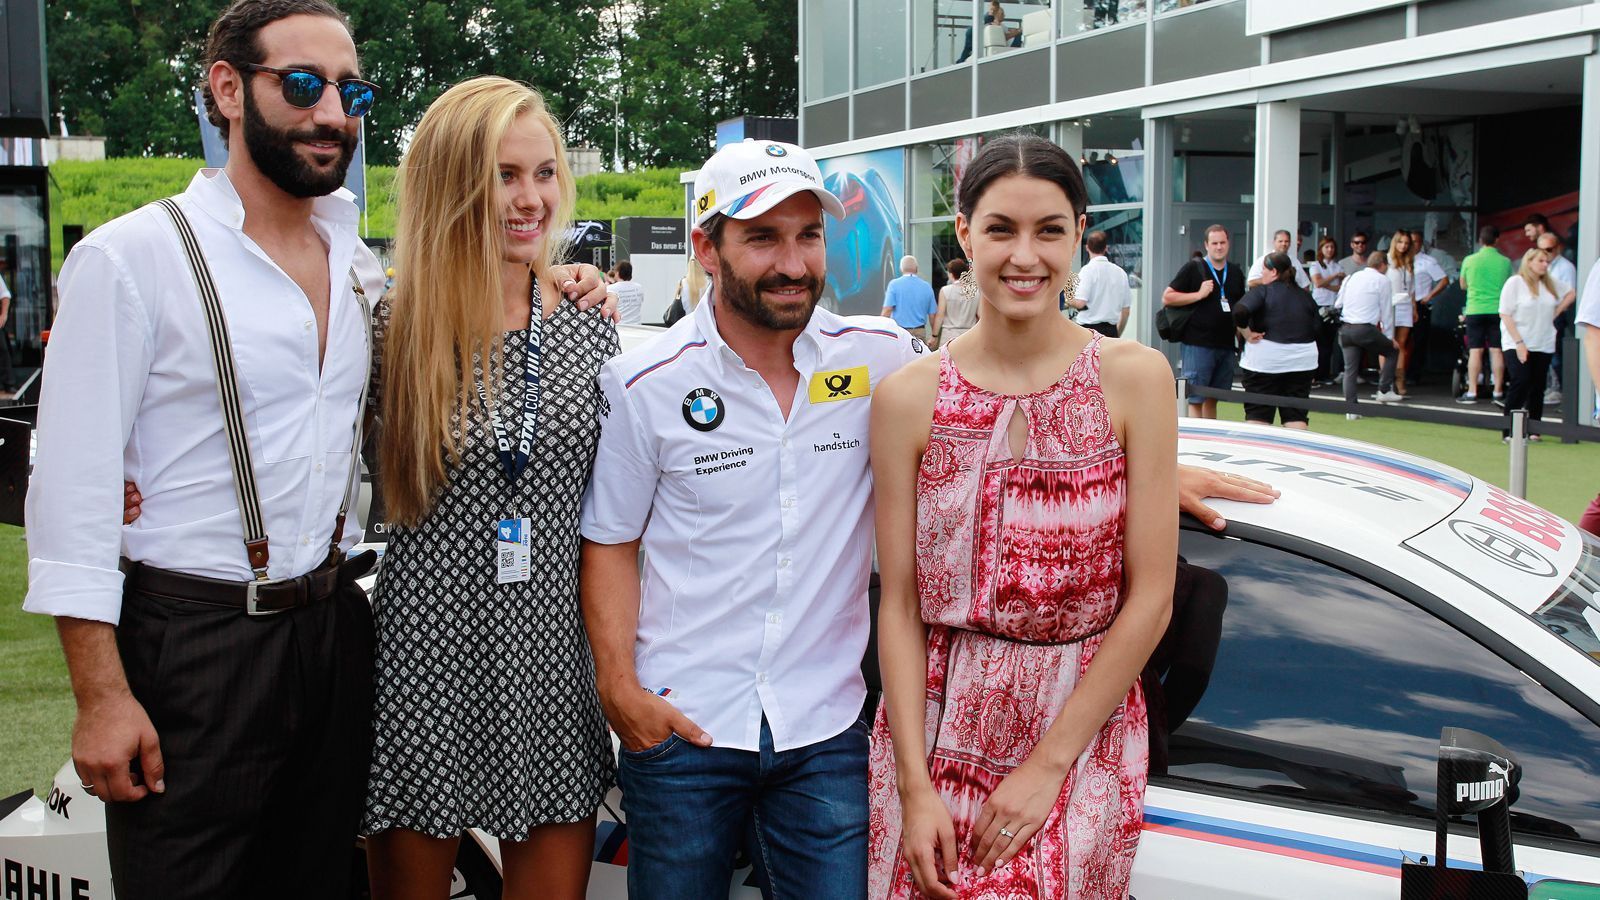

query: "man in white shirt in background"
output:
1336 251 1403 413
22 4 387 896
1248 229 1311 291
580 139 918 899
1073 229 1131 337
610 258 646 325
1536 231 1579 404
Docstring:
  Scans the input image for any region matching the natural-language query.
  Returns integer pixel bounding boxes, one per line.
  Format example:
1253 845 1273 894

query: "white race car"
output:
5 383 1599 897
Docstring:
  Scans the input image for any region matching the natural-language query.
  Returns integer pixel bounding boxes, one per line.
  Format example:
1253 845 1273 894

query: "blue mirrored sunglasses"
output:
238 64 378 118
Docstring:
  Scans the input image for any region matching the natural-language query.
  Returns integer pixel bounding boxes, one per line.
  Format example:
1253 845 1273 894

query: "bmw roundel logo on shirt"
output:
682 387 724 432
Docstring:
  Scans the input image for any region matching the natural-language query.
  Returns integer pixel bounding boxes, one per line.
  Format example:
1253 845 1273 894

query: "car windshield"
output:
1531 528 1600 666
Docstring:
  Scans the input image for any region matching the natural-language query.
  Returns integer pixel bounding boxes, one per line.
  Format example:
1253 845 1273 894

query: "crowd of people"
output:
13 2 1600 900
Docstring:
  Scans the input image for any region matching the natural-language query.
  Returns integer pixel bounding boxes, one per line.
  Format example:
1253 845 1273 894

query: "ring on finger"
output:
998 826 1016 839
79 781 96 795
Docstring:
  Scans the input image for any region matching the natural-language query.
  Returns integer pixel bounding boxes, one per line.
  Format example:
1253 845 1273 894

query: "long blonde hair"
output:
1518 248 1562 301
380 77 577 526
1387 229 1414 273
682 257 708 310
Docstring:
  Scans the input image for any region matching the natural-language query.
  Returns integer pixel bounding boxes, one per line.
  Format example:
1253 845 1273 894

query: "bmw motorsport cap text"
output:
692 140 846 228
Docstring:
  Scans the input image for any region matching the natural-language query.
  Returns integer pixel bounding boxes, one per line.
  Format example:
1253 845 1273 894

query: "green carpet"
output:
0 524 73 798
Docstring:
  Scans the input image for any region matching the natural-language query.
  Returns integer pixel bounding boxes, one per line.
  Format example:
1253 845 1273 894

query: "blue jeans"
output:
1181 343 1237 405
617 714 870 900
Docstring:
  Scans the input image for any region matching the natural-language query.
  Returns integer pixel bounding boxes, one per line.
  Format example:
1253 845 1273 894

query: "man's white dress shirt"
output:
580 297 919 753
1337 267 1394 332
1414 251 1448 302
1075 254 1131 327
1549 254 1578 301
24 170 385 625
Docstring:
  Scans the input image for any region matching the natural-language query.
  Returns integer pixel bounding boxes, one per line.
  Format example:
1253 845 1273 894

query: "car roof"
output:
1179 420 1588 617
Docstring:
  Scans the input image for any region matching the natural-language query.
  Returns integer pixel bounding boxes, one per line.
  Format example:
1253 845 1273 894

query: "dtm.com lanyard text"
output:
475 278 542 481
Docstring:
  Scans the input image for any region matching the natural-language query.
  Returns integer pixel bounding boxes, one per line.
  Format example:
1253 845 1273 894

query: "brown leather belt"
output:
121 550 377 616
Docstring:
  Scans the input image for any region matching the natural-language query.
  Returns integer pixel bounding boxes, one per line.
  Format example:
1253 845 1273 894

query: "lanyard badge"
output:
475 277 543 482
1204 259 1230 312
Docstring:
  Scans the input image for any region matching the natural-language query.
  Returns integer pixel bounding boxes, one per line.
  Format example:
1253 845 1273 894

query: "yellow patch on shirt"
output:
808 366 871 403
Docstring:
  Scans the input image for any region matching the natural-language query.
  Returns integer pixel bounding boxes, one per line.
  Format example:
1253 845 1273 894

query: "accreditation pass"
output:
496 518 532 584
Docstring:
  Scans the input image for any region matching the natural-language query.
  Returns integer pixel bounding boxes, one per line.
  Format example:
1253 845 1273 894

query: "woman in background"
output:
934 257 978 345
1498 247 1563 441
1386 229 1417 395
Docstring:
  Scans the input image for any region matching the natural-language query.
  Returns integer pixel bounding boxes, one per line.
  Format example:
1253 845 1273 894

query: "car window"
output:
1531 529 1600 664
1161 531 1600 846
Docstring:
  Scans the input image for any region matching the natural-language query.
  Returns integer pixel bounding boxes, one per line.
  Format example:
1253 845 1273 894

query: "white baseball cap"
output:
692 140 846 228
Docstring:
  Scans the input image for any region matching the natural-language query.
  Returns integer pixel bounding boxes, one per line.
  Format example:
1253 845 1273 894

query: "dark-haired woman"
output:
866 134 1176 899
935 258 978 345
1233 252 1320 429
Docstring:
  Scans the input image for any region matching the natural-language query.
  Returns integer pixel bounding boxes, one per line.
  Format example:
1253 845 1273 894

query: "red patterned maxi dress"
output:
867 334 1147 899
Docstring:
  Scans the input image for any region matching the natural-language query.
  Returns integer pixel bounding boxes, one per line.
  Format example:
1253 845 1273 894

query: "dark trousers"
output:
1340 323 1397 402
1503 350 1552 437
106 581 375 900
1316 316 1340 380
1082 320 1120 338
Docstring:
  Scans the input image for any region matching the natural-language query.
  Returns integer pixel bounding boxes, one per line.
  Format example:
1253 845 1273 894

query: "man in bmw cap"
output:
578 139 922 898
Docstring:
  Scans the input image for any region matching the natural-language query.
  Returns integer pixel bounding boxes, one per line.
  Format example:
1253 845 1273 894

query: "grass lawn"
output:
0 407 1594 798
0 524 73 799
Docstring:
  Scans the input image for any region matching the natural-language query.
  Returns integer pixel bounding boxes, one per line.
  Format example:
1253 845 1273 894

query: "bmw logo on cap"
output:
765 144 788 157
683 387 725 432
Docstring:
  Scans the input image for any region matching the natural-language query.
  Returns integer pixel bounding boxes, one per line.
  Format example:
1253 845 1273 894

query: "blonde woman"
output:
1498 247 1563 440
935 257 978 344
1386 229 1417 395
363 77 618 899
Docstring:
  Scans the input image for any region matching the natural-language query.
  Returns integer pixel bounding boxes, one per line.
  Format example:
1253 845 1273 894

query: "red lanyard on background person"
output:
475 277 542 482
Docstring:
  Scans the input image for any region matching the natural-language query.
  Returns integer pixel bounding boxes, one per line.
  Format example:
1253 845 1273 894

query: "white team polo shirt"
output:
580 297 921 752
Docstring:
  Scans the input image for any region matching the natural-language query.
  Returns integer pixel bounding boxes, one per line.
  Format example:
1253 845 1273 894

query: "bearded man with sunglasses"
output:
25 2 385 897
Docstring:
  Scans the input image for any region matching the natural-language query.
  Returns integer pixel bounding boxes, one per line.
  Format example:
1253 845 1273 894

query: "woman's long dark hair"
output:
957 133 1089 222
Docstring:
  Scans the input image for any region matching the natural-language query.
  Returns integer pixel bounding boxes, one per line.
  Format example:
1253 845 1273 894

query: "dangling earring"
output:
1062 272 1080 304
959 261 977 301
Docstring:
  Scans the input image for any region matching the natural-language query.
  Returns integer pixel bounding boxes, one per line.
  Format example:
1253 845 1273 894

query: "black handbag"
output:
1157 302 1195 342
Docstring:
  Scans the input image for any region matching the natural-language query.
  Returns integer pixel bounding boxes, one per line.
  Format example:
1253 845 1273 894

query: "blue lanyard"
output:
475 277 543 482
1203 258 1229 302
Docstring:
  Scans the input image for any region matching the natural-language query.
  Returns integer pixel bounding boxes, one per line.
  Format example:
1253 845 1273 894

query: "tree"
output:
613 0 797 168
343 0 612 165
44 0 798 166
47 0 220 156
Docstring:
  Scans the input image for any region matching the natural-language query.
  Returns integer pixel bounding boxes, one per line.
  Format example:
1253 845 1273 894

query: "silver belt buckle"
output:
245 579 288 616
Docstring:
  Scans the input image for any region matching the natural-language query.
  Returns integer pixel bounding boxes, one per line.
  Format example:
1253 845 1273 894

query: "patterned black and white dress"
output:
363 292 619 841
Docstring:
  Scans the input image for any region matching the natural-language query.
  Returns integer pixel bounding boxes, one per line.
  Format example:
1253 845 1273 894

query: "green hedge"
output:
49 159 686 272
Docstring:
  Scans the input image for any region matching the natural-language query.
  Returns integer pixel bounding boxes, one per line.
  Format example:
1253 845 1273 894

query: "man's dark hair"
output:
1522 213 1549 230
700 212 729 248
1351 231 1368 242
1478 224 1500 246
956 134 1088 225
1085 230 1108 255
201 0 352 141
617 260 633 280
1262 252 1294 277
1273 229 1291 242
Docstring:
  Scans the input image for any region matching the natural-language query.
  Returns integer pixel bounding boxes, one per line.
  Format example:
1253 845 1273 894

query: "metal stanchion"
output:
1175 376 1188 419
1509 408 1528 499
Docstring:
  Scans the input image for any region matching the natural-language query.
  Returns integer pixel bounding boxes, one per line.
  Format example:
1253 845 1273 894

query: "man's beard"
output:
241 83 357 199
717 259 823 331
